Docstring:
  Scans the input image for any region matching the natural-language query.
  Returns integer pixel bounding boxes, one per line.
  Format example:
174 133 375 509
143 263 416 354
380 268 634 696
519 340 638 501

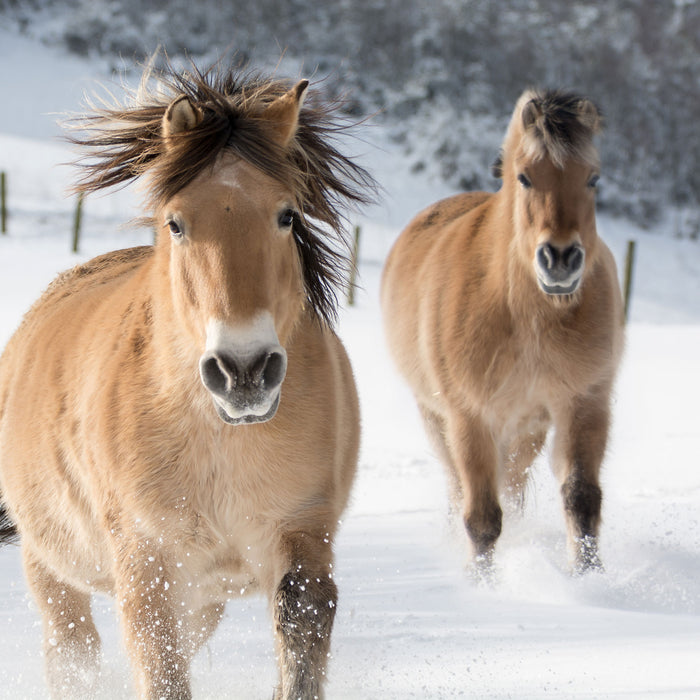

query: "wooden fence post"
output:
72 192 84 253
347 224 361 306
1 171 6 234
623 239 636 323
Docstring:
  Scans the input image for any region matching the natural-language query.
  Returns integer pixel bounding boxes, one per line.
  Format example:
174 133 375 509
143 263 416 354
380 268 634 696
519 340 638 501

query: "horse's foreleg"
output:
114 548 191 700
502 428 547 512
181 603 224 662
272 530 337 700
553 388 611 574
418 403 462 509
446 409 503 567
23 549 101 700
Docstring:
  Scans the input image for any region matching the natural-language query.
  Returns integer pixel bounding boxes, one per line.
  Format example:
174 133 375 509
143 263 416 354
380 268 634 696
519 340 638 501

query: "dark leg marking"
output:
562 475 601 538
464 496 503 558
273 571 337 700
562 475 603 573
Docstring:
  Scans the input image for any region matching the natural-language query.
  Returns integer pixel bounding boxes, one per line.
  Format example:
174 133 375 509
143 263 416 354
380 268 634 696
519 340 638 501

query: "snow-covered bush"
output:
3 0 699 231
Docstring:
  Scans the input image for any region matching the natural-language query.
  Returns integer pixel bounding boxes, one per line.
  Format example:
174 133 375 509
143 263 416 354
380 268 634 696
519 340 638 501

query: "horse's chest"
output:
154 485 283 605
473 331 573 426
135 436 307 597
180 514 277 604
180 451 293 540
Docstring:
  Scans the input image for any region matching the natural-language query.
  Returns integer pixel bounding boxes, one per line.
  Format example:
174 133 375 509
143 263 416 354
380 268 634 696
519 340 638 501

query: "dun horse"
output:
0 61 373 699
382 89 624 574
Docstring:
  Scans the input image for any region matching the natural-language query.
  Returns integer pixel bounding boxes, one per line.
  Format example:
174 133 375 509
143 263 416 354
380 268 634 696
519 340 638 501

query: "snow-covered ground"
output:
0 27 699 699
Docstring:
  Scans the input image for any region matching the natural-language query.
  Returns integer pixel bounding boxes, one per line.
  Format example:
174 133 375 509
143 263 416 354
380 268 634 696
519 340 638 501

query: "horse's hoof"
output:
572 536 604 576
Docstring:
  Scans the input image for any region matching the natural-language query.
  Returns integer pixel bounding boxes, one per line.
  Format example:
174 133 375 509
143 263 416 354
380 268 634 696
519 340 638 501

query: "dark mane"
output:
515 88 602 170
0 502 18 545
67 58 376 326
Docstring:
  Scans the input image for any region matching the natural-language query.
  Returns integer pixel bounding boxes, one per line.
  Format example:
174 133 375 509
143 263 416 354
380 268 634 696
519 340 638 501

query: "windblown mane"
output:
494 88 602 177
67 58 376 326
0 502 18 545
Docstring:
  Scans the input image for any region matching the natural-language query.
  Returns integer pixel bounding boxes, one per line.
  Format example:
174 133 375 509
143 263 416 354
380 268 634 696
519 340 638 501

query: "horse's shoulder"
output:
409 191 493 234
581 241 624 334
39 246 152 300
595 239 620 281
577 240 622 313
389 192 494 276
7 247 154 346
60 246 153 286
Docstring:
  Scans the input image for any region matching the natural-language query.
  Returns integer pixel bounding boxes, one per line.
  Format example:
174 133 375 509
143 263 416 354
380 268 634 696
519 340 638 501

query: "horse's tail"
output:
0 498 19 545
0 387 19 545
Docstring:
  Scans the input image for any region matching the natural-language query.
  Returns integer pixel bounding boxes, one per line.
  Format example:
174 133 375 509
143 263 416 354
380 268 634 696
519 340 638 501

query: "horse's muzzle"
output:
199 346 287 425
534 242 585 295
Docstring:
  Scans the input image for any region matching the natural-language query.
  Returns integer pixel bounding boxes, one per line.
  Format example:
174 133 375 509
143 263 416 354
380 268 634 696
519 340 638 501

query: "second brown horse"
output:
382 89 624 574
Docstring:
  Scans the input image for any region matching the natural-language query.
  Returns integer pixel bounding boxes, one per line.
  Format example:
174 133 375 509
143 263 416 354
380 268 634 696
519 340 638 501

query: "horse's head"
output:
156 83 310 425
69 61 373 426
499 89 602 299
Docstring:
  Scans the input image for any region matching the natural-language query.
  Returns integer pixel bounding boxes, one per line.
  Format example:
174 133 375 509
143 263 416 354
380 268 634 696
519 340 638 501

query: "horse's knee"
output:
182 603 224 661
273 570 337 699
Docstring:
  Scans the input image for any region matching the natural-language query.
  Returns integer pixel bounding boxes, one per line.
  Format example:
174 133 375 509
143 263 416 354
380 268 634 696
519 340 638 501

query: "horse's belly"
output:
185 558 261 607
166 532 273 610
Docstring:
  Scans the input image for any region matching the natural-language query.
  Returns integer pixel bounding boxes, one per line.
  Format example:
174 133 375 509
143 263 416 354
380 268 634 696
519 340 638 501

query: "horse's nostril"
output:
563 245 584 272
250 349 287 390
262 351 287 390
200 354 236 395
537 243 557 271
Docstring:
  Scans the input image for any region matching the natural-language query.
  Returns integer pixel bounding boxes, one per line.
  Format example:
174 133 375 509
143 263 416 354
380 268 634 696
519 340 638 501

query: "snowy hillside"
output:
1 27 699 700
4 0 700 230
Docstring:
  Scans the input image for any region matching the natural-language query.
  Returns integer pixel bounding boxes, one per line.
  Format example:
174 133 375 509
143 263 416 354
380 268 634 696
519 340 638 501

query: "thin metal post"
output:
1 171 6 234
72 193 84 253
623 239 636 322
347 224 361 306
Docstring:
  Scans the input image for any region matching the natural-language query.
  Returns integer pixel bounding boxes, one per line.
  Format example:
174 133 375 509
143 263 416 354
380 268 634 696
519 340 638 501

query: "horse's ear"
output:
261 79 309 147
491 150 504 179
521 98 542 130
577 98 602 134
162 95 202 140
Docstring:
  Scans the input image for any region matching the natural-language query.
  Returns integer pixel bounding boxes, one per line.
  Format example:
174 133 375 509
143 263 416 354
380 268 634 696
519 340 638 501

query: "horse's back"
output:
384 191 490 273
1 244 152 394
383 190 493 303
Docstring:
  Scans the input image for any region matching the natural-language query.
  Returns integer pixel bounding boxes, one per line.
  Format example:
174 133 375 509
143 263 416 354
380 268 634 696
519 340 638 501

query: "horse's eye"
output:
517 173 532 189
588 174 600 189
278 209 295 229
167 219 183 239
